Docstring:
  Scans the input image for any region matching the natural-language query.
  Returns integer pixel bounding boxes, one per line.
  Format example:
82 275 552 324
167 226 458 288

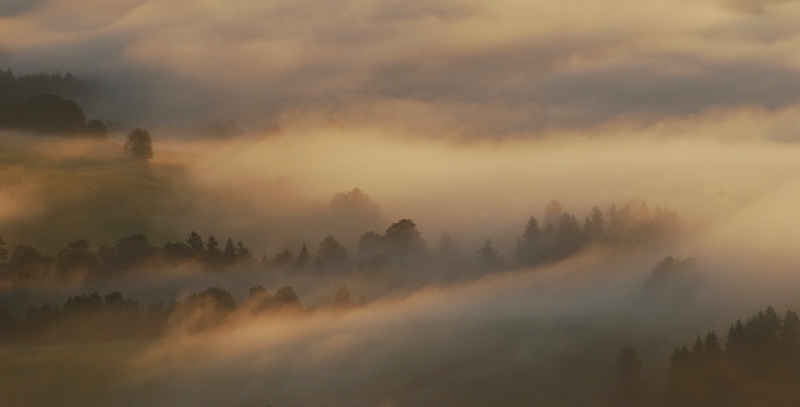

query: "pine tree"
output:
583 206 605 241
476 238 502 270
185 232 204 257
0 235 7 261
223 238 236 265
294 244 310 270
204 235 222 268
235 240 252 262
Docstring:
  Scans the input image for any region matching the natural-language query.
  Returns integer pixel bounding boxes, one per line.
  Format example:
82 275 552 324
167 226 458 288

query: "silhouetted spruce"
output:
665 306 800 407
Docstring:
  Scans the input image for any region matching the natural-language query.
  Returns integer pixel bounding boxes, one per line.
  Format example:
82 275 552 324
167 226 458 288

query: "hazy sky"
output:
2 0 800 136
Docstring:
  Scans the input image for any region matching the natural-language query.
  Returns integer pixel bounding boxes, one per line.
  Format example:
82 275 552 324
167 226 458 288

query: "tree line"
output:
263 199 680 275
0 284 360 346
0 69 102 105
0 232 253 287
0 69 111 136
665 306 800 407
0 200 680 287
612 305 800 407
514 200 679 267
0 93 109 136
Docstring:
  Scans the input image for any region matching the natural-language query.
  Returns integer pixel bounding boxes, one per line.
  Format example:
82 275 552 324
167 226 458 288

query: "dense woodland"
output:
0 284 358 346
606 305 800 407
0 68 746 407
0 69 110 136
665 306 800 407
0 69 103 105
3 253 797 407
0 232 253 287
0 200 678 288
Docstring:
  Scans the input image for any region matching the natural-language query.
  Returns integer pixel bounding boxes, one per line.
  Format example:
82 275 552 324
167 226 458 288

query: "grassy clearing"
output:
0 340 154 407
0 134 193 251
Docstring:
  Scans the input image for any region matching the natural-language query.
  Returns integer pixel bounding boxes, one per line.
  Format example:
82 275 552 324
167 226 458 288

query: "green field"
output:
0 134 192 251
0 340 154 407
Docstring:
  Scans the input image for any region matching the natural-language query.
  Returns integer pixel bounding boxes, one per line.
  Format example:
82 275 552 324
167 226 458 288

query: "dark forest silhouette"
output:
0 70 108 136
665 306 800 407
0 283 358 346
515 200 679 267
616 346 644 407
124 128 154 161
0 69 102 105
0 232 253 287
0 198 681 351
0 199 679 288
262 200 679 276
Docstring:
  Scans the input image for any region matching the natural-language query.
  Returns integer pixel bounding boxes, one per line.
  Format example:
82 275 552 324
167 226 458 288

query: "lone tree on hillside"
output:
124 128 153 161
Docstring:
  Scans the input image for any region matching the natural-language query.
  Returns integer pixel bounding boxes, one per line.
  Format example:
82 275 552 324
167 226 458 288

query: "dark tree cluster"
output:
123 128 153 161
0 69 102 105
243 285 303 314
329 187 381 234
0 93 108 137
476 238 504 272
260 201 679 279
644 255 698 290
0 291 167 346
263 219 425 275
515 200 679 267
330 188 380 221
356 218 426 270
0 69 113 136
616 346 645 407
665 306 800 407
1 200 679 288
263 238 348 273
0 232 253 287
0 284 359 346
160 231 253 271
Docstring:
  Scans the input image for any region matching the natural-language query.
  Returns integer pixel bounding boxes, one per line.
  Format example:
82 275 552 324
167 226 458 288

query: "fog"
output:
3 0 800 405
3 124 800 405
81 126 793 407
4 118 799 258
156 121 799 254
121 229 799 407
3 0 800 137
127 265 656 407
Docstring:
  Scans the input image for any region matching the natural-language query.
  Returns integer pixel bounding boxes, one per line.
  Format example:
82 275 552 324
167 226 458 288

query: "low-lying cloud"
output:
2 0 800 138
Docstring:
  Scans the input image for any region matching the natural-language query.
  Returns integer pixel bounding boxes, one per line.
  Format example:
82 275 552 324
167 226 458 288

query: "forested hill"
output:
0 69 103 105
0 69 111 136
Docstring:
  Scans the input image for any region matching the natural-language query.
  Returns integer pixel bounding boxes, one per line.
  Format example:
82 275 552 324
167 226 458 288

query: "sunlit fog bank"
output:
127 264 658 407
3 111 800 407
3 118 800 286
4 0 800 404
155 120 800 255
4 0 800 135
102 127 800 407
121 237 796 407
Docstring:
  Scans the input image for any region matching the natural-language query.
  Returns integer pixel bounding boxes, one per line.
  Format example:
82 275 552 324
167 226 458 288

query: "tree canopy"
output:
124 128 154 161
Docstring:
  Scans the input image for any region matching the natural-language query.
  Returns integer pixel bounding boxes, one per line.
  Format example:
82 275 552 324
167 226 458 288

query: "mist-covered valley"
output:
4 0 800 405
2 124 800 406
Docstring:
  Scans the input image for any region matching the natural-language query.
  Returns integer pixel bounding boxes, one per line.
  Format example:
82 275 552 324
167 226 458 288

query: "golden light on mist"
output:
3 1 800 406
149 118 800 253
